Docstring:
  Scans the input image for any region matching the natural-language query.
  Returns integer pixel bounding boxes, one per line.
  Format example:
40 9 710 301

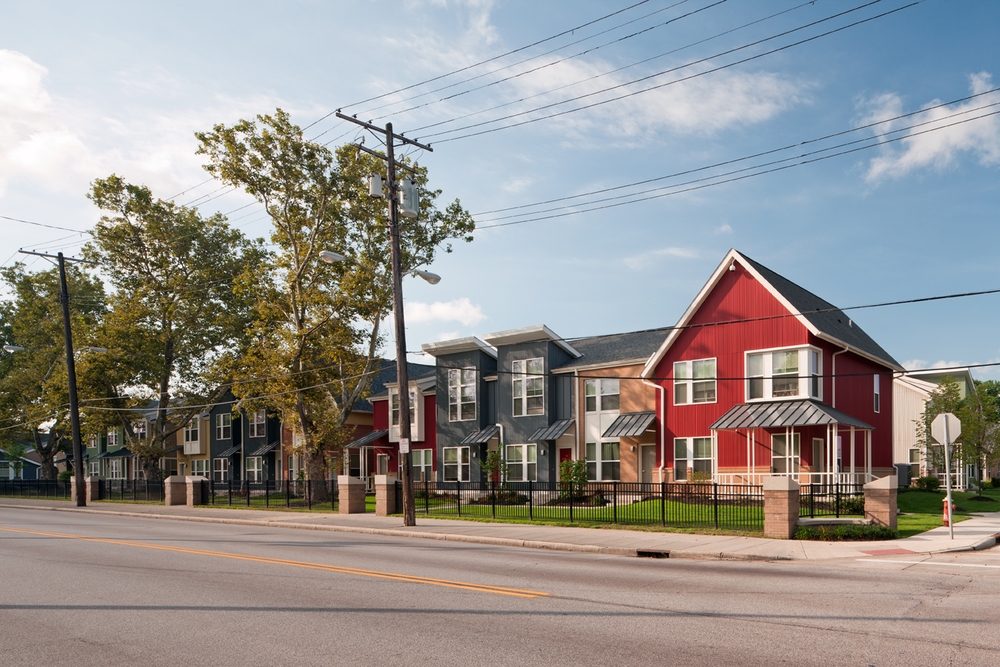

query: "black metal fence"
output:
0 479 71 498
397 480 764 531
100 479 165 502
799 483 865 518
202 479 341 511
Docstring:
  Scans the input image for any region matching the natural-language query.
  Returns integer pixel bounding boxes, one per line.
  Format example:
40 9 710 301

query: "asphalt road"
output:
1 507 997 666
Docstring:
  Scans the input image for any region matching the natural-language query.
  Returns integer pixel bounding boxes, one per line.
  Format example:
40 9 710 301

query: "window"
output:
673 437 713 481
216 413 232 440
0 462 9 479
132 421 146 440
585 441 620 481
249 410 266 438
391 389 417 427
908 448 920 480
246 456 262 482
874 374 881 413
108 458 123 479
412 449 433 483
376 453 389 476
674 359 717 405
746 347 822 401
88 437 97 450
448 368 477 421
213 457 229 482
505 444 537 482
191 459 209 477
184 421 199 444
107 429 118 447
443 446 470 482
771 433 801 474
585 378 620 412
512 358 544 416
89 462 100 476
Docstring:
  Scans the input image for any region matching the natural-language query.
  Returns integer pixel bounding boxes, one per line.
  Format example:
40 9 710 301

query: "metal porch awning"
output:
98 448 133 459
528 419 574 442
164 445 182 455
460 424 500 445
218 446 240 458
710 400 873 431
248 441 280 457
345 429 388 448
602 412 656 438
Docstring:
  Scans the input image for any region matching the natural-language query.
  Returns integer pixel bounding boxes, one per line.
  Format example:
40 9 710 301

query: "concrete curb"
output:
938 533 1000 553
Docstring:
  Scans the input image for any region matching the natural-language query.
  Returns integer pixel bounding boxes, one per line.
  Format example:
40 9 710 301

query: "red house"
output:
641 249 903 485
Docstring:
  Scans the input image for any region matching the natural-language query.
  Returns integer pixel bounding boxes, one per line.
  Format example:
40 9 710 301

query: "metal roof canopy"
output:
248 441 280 457
602 412 656 438
98 448 133 459
218 445 240 458
529 419 574 442
711 400 873 431
460 424 500 445
345 430 388 448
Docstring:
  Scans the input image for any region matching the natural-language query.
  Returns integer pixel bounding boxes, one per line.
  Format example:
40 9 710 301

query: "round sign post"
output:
931 413 961 540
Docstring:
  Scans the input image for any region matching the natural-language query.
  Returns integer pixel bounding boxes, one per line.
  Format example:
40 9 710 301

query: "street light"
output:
3 345 26 353
320 251 442 286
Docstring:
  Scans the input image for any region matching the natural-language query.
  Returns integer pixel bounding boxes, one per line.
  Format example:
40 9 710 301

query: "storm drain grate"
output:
636 550 670 558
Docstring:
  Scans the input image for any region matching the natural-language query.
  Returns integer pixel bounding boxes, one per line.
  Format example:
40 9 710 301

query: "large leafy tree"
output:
195 109 474 485
0 263 106 478
83 175 266 479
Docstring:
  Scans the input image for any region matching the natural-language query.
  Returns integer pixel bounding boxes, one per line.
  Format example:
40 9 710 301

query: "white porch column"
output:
866 430 872 481
850 426 856 480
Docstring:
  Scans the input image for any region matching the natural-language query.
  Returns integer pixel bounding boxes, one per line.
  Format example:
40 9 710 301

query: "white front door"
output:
640 445 656 483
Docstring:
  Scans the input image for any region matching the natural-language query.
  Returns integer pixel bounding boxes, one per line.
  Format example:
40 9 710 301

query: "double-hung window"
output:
213 457 229 482
391 389 417 427
505 444 537 482
448 369 477 421
771 433 800 474
873 374 881 413
674 359 717 405
246 456 262 482
183 421 198 444
443 446 470 482
191 459 209 477
585 378 620 412
512 358 544 416
107 429 119 447
585 441 620 481
746 347 822 401
132 421 146 440
248 410 266 438
89 462 100 476
674 437 713 481
216 413 232 440
412 449 433 483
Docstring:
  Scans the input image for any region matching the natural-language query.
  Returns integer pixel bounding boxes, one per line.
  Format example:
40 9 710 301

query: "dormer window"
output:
512 358 544 416
746 347 821 402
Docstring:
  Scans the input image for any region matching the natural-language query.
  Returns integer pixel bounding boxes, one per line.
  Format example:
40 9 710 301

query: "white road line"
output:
857 559 1000 569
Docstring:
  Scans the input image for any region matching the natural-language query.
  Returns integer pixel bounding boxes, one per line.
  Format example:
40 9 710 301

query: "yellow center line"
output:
0 525 550 599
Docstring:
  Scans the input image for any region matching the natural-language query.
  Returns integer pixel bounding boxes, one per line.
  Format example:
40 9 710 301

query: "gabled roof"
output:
554 327 671 371
483 325 582 358
642 249 903 377
357 359 436 408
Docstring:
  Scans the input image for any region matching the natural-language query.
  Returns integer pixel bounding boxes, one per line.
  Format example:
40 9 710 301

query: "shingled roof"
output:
554 327 672 371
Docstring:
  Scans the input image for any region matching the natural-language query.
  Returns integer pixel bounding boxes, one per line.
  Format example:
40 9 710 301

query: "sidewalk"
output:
1 497 997 561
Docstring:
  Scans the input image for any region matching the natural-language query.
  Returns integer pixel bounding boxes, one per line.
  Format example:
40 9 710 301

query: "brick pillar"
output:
338 475 367 514
186 476 207 507
374 475 398 516
71 475 102 502
163 475 187 506
864 474 898 530
763 476 800 539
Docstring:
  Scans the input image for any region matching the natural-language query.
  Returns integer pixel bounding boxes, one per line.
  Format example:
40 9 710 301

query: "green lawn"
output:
894 487 997 538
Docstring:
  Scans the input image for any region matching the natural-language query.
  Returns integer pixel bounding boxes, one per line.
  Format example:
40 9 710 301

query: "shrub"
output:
690 470 713 484
794 524 897 541
914 476 941 492
58 470 73 481
840 495 866 515
558 459 588 500
991 477 1000 489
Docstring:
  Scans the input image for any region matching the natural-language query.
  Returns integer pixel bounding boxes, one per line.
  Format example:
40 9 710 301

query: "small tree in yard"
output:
2 442 29 479
559 459 588 500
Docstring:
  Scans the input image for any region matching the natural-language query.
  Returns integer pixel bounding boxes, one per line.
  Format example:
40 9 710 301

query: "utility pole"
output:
335 111 433 527
19 249 96 507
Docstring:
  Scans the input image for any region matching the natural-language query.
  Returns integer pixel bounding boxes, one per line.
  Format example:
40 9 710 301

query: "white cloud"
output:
623 246 697 270
861 72 1000 182
715 223 733 234
437 331 460 340
902 358 967 372
902 358 926 371
406 297 486 326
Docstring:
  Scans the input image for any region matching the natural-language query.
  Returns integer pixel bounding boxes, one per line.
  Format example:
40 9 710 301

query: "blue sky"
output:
2 0 999 375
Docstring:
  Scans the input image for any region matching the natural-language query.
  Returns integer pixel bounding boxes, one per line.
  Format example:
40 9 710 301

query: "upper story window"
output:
448 368 477 421
585 378 620 412
132 420 146 440
674 358 717 405
512 358 544 417
746 347 821 402
391 388 417 427
183 421 199 443
216 413 232 440
107 429 119 447
873 374 881 413
248 410 266 438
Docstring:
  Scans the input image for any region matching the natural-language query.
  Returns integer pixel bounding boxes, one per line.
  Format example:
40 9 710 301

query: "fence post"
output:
306 480 312 510
809 483 815 518
491 480 496 519
835 482 841 518
661 482 666 527
529 480 533 521
424 479 429 515
265 480 270 508
456 480 461 517
569 482 574 523
713 483 720 529
613 481 618 524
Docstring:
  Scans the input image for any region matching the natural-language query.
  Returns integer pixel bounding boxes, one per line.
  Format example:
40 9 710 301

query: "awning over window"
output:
98 448 133 459
218 446 240 458
529 419 574 442
346 430 388 448
602 412 656 438
460 424 500 445
248 441 280 457
711 400 873 431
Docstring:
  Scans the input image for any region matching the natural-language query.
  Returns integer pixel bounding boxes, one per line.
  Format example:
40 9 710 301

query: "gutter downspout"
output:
642 378 667 484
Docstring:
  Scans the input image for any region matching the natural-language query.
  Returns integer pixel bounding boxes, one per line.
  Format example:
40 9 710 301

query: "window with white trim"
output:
585 441 620 481
89 462 100 476
107 429 118 447
746 347 822 401
213 457 229 482
908 448 920 480
505 444 537 482
674 359 717 405
248 410 266 438
771 433 801 474
512 358 544 416
191 459 209 477
443 446 470 482
448 368 477 421
585 378 619 412
412 449 433 483
674 437 712 481
132 421 146 440
216 413 232 440
183 421 199 444
873 374 881 413
246 456 262 482
391 389 416 427
108 458 123 479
